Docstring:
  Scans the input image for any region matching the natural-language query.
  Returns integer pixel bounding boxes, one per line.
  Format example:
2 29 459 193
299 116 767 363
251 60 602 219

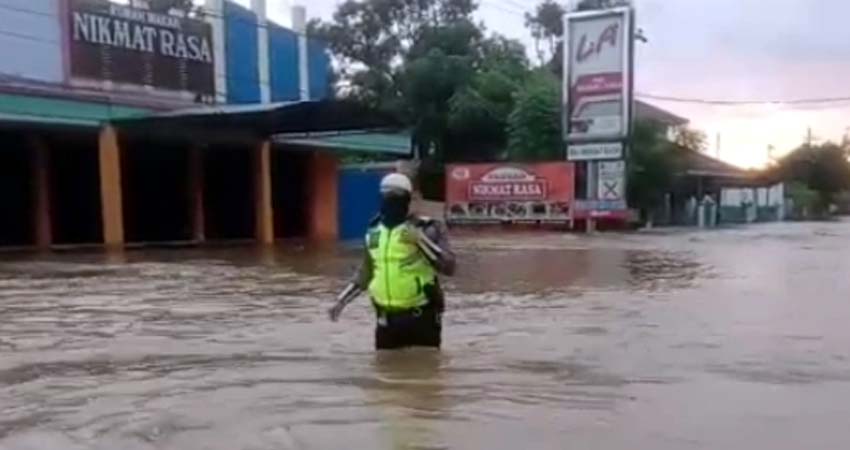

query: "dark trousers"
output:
374 304 442 350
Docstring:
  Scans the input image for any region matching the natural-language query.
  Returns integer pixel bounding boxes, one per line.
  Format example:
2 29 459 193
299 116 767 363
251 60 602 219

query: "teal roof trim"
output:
0 93 150 127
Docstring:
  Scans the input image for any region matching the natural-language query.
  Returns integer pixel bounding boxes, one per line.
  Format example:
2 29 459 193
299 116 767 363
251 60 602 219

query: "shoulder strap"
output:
365 221 383 248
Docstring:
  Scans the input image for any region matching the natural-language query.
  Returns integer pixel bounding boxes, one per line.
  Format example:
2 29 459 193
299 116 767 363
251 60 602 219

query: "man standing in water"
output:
329 173 456 350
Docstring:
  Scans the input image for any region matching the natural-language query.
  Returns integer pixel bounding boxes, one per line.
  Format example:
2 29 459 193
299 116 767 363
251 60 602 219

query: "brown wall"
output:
308 151 339 241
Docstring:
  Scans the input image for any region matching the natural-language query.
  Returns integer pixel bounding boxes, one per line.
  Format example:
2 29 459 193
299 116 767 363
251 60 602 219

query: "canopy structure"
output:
678 147 757 186
272 130 411 156
111 99 411 156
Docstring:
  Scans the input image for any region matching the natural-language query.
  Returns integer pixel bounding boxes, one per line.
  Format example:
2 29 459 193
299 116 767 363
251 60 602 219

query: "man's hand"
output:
414 228 441 264
328 283 362 322
328 300 347 322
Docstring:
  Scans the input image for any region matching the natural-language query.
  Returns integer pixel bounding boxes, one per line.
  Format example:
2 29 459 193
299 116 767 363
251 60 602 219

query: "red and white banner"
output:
445 163 575 224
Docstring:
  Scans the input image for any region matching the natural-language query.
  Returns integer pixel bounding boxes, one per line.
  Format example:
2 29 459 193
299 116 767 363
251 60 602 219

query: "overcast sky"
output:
256 0 850 168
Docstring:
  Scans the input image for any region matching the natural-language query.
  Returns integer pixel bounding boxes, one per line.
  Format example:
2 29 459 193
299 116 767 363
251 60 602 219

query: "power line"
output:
497 0 532 13
478 0 526 17
0 29 60 45
637 92 850 106
0 3 57 18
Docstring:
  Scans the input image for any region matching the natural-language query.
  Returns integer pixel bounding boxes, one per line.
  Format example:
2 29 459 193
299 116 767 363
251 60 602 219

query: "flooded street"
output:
2 221 850 450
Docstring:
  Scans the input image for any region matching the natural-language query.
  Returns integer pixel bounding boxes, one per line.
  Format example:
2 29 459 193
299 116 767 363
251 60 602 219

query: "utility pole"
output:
715 132 721 159
806 126 813 147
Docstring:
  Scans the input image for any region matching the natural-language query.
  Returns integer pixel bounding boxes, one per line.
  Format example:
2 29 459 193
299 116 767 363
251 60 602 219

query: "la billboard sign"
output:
563 7 635 161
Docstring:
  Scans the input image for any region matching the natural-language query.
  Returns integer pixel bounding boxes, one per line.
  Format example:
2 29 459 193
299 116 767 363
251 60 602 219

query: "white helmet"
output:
380 173 413 194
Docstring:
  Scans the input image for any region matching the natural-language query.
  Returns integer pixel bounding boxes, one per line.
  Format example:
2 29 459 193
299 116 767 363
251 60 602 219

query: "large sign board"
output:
67 0 215 95
563 7 634 222
445 163 575 224
563 7 633 145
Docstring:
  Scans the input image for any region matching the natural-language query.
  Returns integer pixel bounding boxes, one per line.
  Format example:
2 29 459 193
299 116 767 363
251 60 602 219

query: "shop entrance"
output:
122 138 191 244
47 131 103 245
203 144 255 241
0 131 33 247
272 150 311 240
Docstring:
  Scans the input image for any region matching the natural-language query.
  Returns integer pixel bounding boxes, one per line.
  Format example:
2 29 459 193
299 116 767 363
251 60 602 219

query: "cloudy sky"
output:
255 0 850 168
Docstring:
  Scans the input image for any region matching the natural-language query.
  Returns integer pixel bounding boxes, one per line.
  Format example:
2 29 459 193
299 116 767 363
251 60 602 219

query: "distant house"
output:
635 100 688 140
633 101 785 227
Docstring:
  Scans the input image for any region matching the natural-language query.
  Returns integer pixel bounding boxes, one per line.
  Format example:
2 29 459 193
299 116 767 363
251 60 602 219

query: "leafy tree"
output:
308 0 478 112
671 126 708 152
506 71 562 161
403 46 476 159
768 142 850 213
311 0 531 163
627 120 681 221
786 181 820 218
525 1 565 67
446 36 529 160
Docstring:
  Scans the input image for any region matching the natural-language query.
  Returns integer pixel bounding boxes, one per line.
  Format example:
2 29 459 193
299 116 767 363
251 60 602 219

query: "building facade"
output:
0 0 405 250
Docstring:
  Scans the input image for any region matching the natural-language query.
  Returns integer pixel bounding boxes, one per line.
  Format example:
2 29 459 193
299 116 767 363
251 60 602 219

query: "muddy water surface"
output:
2 222 850 449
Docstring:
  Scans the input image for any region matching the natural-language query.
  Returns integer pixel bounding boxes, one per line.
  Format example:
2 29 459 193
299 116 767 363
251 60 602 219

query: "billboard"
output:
563 7 633 145
445 163 575 224
67 0 215 96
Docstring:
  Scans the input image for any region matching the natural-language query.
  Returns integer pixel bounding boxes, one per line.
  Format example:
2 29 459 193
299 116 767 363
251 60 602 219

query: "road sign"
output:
567 142 623 161
597 160 625 201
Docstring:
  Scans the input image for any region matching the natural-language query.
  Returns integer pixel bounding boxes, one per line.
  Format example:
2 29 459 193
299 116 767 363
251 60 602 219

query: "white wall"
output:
721 187 755 207
757 187 769 206
0 0 63 82
723 185 786 207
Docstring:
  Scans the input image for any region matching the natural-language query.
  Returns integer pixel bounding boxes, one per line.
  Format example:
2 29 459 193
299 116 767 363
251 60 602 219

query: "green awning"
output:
0 93 150 127
272 130 412 156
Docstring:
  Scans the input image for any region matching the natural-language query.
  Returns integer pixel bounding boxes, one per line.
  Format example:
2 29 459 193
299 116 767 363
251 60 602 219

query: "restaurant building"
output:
0 0 408 250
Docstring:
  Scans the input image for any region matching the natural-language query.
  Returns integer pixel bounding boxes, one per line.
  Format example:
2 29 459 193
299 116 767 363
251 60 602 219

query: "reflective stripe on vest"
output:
366 222 436 311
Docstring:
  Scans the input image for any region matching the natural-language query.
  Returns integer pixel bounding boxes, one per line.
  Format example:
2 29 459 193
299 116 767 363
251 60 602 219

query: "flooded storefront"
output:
2 221 850 449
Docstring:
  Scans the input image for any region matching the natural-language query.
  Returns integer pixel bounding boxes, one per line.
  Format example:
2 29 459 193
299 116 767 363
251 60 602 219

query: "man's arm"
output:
352 250 374 290
417 219 456 276
329 251 373 321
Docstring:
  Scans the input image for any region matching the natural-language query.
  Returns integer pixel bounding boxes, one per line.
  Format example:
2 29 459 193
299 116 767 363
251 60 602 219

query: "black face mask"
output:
380 192 411 228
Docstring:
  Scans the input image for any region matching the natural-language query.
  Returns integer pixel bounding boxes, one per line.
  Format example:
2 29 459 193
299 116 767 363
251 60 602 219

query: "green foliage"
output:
627 120 681 213
403 47 476 159
525 0 565 66
769 142 850 207
506 71 562 161
671 126 708 152
445 38 529 159
786 181 820 219
309 0 480 109
312 0 533 162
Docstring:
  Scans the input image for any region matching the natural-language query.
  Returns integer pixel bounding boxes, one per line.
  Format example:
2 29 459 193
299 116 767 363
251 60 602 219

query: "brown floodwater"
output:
2 221 850 449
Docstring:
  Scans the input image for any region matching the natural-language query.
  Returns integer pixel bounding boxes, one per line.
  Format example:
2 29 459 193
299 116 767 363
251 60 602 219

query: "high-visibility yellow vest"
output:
366 222 436 311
